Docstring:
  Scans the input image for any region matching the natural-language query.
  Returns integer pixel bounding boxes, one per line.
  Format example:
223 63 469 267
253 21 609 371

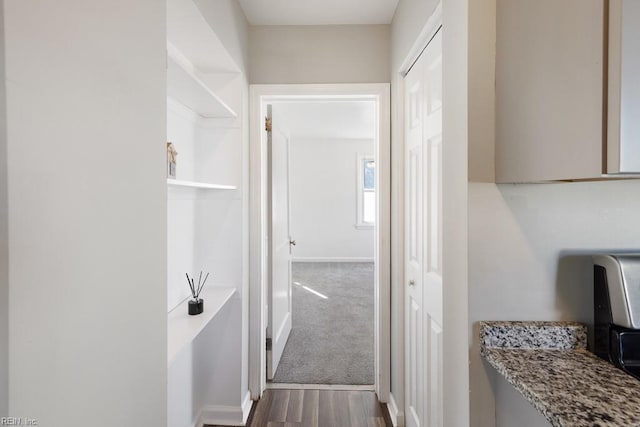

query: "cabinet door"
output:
608 0 640 173
495 0 604 182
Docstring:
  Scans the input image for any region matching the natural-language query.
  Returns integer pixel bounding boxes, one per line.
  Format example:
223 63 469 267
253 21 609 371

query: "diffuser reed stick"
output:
185 271 209 300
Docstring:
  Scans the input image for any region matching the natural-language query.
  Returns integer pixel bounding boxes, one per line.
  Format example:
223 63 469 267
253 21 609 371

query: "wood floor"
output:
210 389 392 427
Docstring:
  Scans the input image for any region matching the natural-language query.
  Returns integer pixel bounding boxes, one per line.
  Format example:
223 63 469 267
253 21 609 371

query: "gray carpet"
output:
272 262 374 385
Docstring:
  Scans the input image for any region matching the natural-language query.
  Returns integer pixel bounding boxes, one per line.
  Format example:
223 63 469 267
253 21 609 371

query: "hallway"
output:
0 1 474 426
241 389 391 427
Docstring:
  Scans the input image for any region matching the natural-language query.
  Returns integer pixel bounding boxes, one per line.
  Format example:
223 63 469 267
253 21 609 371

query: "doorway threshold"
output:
266 383 375 391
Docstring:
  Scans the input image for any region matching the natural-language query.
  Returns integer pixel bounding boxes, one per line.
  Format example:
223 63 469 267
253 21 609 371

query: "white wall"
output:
196 0 250 73
0 0 7 417
469 180 640 427
390 0 439 72
442 1 471 425
495 375 550 427
249 25 390 84
4 1 167 425
289 137 374 261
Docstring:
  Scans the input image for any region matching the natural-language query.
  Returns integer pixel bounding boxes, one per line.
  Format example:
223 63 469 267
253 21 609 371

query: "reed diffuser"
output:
185 271 209 315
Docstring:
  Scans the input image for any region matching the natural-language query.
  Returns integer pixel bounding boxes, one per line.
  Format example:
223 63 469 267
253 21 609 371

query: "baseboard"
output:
292 257 374 263
267 383 375 391
387 392 405 427
197 391 253 426
241 390 253 424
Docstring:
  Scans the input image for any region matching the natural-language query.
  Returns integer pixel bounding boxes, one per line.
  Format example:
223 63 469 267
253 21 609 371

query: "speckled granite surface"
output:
481 321 587 350
480 321 640 427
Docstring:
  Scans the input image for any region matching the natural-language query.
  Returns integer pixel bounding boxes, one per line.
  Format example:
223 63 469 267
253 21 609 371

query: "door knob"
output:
409 280 415 287
289 239 296 246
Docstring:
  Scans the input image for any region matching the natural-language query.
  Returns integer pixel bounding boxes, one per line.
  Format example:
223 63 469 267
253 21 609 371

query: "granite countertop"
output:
480 321 640 427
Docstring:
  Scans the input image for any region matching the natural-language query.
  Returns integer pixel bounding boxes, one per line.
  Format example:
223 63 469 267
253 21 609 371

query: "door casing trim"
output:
392 4 443 425
249 83 391 401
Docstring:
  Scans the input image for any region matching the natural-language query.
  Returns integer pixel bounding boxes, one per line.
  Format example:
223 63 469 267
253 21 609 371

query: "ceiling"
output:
238 0 400 26
273 101 376 140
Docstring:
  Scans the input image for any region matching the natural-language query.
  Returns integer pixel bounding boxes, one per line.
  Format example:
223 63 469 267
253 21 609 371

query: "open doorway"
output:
267 101 377 386
249 84 390 400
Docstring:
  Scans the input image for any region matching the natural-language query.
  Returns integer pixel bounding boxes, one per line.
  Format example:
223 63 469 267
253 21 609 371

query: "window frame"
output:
356 153 375 229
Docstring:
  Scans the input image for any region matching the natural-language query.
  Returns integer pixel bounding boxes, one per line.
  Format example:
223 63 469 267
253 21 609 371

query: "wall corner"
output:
0 0 8 417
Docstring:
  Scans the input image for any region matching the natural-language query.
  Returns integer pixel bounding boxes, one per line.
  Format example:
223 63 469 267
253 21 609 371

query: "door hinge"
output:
266 337 272 351
265 116 272 132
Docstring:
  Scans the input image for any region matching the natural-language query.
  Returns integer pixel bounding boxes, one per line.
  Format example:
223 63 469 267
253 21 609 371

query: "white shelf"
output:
167 179 236 190
168 286 236 364
167 52 237 119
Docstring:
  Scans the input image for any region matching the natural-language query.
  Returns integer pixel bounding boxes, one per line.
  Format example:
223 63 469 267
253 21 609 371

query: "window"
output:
357 155 375 228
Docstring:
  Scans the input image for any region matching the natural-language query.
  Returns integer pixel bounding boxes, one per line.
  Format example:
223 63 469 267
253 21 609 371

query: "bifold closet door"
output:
404 29 443 427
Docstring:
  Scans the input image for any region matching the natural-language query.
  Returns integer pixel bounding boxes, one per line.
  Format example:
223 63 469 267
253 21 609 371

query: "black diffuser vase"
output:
188 298 204 315
185 271 209 316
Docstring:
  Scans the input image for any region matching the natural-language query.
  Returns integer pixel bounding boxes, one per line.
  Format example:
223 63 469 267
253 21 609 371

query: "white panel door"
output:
405 29 443 427
267 105 293 380
405 47 425 427
423 30 443 427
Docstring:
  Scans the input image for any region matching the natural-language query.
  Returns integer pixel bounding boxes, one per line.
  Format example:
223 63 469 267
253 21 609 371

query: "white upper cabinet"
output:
495 0 605 182
494 0 640 182
608 0 640 174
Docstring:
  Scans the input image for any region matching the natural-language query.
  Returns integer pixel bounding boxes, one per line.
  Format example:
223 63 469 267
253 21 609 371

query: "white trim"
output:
241 390 253 424
292 257 374 263
269 312 291 378
197 390 253 426
274 312 291 344
266 383 375 391
166 179 236 191
400 3 443 74
356 153 375 227
386 392 405 427
249 84 391 403
374 84 391 405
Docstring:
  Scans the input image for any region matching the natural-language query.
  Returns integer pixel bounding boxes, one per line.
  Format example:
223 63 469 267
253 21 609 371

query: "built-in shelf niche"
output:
167 287 236 363
167 48 237 119
166 0 245 423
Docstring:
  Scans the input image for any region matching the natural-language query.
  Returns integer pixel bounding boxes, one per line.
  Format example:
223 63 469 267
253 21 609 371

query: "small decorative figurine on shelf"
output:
167 142 178 179
185 271 209 315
